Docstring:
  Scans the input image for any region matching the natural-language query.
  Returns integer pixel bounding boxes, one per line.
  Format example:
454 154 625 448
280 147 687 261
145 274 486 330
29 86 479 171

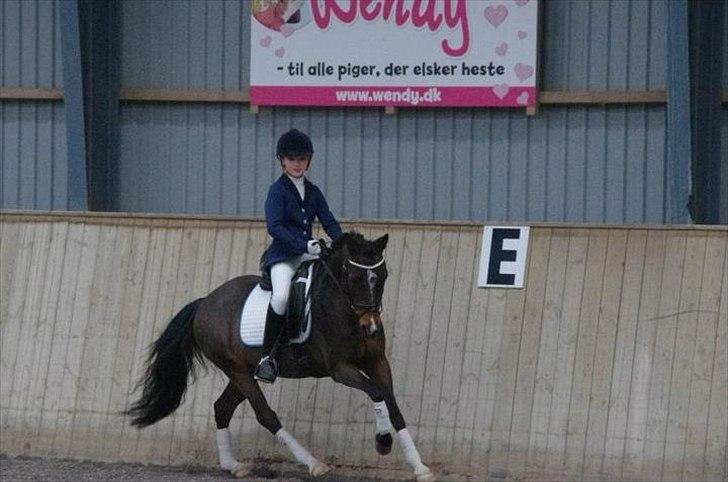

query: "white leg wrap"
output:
396 428 431 476
276 428 317 469
373 401 393 434
216 428 242 471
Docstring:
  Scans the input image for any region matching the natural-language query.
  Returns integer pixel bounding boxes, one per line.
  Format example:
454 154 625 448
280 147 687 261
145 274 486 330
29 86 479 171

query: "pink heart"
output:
515 0 529 6
514 63 534 81
259 35 272 48
516 91 529 105
493 84 510 99
484 5 508 28
518 30 527 40
280 24 294 38
495 42 508 56
275 47 285 58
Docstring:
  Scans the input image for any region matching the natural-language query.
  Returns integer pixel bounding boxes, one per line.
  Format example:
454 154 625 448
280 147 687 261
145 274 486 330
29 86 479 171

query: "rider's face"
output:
280 155 310 178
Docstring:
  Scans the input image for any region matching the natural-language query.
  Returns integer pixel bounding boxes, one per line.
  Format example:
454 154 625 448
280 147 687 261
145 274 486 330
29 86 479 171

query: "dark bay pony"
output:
127 232 434 481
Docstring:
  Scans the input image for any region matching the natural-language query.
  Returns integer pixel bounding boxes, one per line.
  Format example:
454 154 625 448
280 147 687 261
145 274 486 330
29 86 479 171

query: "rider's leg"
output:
255 261 296 383
269 260 297 315
268 253 315 315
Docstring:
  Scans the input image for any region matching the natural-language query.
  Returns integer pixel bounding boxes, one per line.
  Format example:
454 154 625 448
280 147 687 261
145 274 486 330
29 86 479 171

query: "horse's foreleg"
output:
214 381 249 477
238 375 330 477
372 400 394 454
331 364 394 453
362 359 435 482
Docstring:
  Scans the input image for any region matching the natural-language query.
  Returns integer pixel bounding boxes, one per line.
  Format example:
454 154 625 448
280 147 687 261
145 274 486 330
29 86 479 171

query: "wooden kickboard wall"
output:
1 212 726 481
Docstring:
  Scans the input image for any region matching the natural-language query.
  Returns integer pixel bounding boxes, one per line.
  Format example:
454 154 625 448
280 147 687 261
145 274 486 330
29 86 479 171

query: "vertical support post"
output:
82 0 121 211
59 0 88 210
690 0 724 224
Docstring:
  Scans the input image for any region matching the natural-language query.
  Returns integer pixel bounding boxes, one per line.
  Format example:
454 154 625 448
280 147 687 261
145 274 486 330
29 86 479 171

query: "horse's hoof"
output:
375 432 393 455
230 463 250 478
310 461 331 477
415 468 435 482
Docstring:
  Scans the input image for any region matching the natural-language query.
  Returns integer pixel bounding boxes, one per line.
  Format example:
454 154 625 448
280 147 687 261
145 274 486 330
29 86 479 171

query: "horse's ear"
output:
374 234 389 253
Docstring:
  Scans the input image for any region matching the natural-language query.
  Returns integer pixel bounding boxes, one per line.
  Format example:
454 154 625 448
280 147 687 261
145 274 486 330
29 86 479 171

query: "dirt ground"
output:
0 454 435 481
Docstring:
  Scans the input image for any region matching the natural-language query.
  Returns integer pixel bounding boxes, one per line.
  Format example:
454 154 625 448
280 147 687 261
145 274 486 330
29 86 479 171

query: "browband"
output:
348 258 385 269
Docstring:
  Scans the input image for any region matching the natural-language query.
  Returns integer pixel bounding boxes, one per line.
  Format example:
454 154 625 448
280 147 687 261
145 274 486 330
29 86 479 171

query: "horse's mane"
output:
330 231 363 251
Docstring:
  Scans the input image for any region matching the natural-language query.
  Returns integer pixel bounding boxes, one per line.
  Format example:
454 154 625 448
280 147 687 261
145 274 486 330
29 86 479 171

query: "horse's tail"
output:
126 298 205 428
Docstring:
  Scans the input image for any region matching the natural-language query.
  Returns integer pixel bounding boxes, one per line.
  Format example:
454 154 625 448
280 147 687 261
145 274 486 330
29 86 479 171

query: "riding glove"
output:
307 240 321 255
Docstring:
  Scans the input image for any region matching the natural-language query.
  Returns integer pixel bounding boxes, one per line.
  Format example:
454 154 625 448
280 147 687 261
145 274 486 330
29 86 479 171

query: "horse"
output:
126 232 435 481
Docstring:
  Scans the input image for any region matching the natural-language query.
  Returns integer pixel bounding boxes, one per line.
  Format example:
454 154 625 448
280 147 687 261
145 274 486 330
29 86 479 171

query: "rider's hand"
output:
307 239 321 255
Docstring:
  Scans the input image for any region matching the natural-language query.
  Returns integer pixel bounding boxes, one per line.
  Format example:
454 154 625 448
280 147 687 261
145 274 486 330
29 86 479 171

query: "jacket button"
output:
303 219 307 224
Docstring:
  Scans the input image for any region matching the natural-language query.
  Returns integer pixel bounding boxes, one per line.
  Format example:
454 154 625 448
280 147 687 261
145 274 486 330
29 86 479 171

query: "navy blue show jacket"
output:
262 174 343 270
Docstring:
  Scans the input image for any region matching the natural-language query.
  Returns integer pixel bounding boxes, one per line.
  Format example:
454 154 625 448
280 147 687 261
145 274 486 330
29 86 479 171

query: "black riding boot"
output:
254 305 286 383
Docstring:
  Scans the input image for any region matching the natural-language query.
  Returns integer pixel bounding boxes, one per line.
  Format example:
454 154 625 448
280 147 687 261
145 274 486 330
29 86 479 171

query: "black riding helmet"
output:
276 129 314 159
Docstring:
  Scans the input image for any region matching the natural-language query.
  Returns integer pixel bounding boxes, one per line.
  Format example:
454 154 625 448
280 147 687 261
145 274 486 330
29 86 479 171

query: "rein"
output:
316 256 347 297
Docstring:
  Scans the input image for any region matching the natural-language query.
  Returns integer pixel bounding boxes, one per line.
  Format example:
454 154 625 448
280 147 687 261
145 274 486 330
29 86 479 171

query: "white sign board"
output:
250 0 539 107
477 226 530 288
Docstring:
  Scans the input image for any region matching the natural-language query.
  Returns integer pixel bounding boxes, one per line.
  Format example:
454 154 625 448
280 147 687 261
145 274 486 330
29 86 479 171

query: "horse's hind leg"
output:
213 381 249 477
232 372 331 477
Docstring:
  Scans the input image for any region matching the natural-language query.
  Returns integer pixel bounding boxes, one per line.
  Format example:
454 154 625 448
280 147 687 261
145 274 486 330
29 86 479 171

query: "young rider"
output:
255 129 343 383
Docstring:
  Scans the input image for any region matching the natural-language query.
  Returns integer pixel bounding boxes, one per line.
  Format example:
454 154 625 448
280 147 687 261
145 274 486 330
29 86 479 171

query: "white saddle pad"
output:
239 264 314 347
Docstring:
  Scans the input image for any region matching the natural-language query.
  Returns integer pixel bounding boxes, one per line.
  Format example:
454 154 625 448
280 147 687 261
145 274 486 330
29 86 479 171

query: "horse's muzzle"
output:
358 311 381 336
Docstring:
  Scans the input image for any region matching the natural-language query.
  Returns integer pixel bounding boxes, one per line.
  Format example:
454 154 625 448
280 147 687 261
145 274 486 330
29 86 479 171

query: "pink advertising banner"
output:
250 0 539 108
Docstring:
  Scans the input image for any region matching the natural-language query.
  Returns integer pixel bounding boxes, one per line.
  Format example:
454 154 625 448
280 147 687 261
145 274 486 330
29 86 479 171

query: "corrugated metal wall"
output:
0 0 68 210
119 104 668 223
542 0 666 90
116 0 675 223
121 0 251 89
0 0 63 89
1 0 724 223
2 213 726 480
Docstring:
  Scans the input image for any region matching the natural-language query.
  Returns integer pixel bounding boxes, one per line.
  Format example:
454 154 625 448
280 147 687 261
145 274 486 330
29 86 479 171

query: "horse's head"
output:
328 232 389 336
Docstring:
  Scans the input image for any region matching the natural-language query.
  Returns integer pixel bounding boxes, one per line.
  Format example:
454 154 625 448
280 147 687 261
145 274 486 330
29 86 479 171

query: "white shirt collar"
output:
286 174 305 199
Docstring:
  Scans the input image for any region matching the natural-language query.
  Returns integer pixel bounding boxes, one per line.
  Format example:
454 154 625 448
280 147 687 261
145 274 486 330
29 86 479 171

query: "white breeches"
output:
270 253 318 315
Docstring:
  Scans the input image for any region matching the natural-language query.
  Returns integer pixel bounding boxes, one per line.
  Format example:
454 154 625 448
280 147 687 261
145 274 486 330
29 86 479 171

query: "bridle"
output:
348 258 385 270
317 253 385 314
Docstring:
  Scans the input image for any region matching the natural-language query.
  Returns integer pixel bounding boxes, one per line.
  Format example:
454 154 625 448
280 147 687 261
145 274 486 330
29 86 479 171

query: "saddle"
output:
240 261 316 347
283 260 316 337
